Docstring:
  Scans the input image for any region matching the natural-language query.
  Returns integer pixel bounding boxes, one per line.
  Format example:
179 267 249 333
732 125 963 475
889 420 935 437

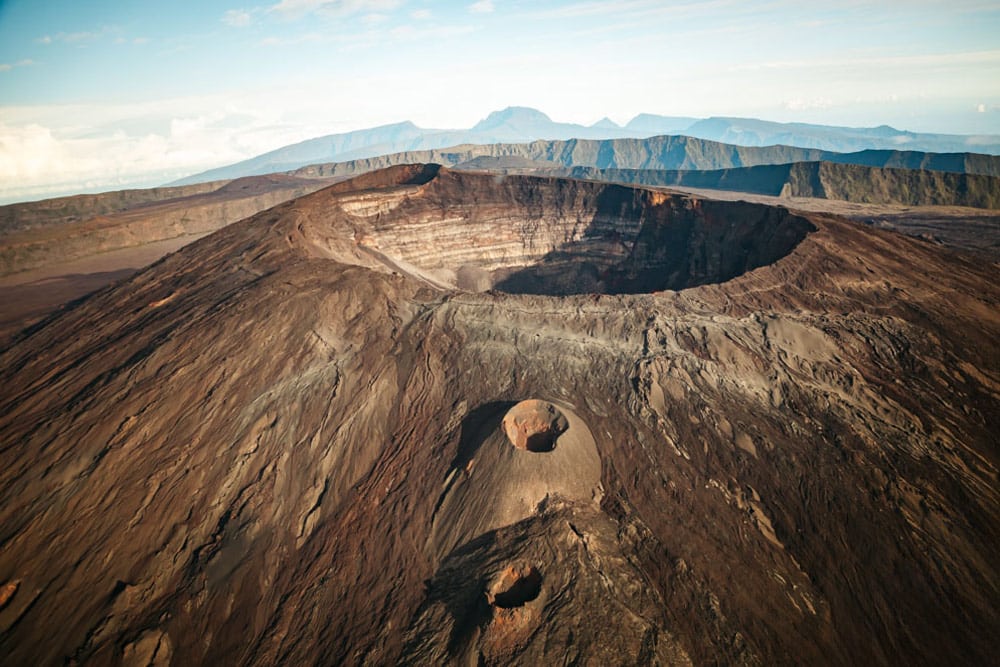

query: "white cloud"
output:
411 9 431 20
0 123 64 181
52 30 103 43
0 98 333 203
784 97 833 111
270 0 401 18
223 9 253 27
977 103 987 113
469 0 494 13
523 0 728 21
35 26 136 45
0 60 34 73
271 0 330 13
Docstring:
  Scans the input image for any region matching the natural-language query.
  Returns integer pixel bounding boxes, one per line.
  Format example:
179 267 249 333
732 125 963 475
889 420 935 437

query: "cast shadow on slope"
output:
449 401 517 472
406 516 550 661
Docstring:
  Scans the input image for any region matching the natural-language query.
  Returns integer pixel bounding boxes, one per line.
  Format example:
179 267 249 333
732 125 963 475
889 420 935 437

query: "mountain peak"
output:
473 106 554 131
385 120 420 130
624 113 698 134
591 116 620 129
870 124 904 136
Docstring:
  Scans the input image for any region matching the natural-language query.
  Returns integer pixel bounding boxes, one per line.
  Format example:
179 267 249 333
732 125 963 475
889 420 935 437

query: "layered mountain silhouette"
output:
1 166 997 665
545 162 1000 209
683 116 1000 153
287 136 1000 178
171 107 1000 185
172 107 649 184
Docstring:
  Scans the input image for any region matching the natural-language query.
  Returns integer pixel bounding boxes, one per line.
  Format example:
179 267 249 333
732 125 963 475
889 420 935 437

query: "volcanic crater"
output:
310 164 816 296
0 164 997 666
501 399 567 451
488 564 543 609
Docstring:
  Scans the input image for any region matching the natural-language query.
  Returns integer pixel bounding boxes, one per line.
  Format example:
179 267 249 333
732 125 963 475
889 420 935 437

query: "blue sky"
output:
1 0 999 202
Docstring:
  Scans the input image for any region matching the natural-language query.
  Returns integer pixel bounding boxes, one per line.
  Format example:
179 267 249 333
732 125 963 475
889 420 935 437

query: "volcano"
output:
0 165 997 665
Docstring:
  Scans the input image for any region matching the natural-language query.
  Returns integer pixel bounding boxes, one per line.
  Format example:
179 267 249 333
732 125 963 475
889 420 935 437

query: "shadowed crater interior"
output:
488 564 542 609
489 193 816 295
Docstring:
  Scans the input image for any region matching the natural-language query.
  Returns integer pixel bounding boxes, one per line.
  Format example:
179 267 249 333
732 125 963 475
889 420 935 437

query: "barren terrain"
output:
0 173 343 343
0 166 996 665
1 172 996 345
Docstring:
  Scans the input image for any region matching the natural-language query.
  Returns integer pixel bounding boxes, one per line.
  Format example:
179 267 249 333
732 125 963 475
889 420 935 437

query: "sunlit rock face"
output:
501 400 567 451
0 165 997 666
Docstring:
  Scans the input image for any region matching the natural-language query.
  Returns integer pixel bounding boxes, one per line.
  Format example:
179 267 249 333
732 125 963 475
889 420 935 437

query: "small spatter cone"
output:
502 400 568 452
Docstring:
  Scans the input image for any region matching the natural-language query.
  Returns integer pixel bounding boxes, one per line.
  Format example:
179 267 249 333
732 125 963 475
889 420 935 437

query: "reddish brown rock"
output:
482 564 544 662
0 580 18 610
487 563 542 609
502 400 568 451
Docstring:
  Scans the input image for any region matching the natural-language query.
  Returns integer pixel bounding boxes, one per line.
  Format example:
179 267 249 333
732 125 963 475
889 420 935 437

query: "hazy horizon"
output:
2 0 999 203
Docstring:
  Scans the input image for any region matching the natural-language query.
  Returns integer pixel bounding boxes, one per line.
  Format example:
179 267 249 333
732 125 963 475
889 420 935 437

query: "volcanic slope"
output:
0 166 997 665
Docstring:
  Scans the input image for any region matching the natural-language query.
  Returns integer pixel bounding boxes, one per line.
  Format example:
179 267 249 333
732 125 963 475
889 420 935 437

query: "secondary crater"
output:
358 169 816 295
502 400 568 452
488 564 543 609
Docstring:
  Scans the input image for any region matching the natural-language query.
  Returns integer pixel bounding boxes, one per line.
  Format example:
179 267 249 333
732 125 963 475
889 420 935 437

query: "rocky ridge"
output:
546 162 1000 209
291 137 1000 180
0 174 340 277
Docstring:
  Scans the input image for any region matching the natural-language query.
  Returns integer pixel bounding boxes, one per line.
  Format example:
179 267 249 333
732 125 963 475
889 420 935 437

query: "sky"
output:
1 0 999 203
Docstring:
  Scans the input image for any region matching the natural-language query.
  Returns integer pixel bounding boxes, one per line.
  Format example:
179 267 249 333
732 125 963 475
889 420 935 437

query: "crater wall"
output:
340 170 815 295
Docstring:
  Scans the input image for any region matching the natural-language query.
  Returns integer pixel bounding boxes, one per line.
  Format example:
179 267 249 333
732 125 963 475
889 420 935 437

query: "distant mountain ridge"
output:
683 117 1000 154
170 107 1000 185
552 163 1000 209
172 107 654 185
287 136 1000 180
